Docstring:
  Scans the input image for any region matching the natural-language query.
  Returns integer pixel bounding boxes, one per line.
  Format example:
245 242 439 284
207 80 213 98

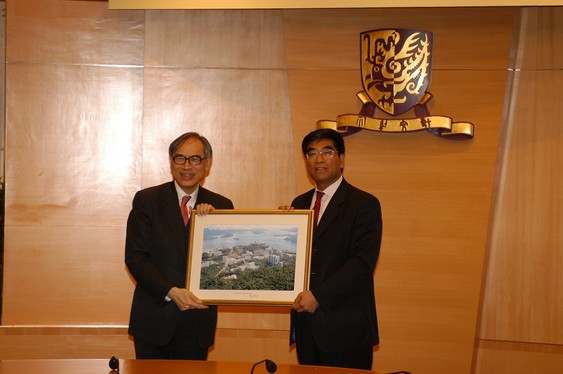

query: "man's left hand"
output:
292 290 319 313
195 203 215 215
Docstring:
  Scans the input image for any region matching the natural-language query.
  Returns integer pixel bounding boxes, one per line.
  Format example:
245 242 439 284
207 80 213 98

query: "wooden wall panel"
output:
144 9 286 69
479 71 562 344
282 7 516 70
475 340 563 374
3 226 133 324
0 327 133 360
3 61 143 324
4 1 560 373
477 1 562 344
211 328 297 364
512 7 563 70
474 7 563 373
479 7 562 344
4 64 143 228
7 0 144 65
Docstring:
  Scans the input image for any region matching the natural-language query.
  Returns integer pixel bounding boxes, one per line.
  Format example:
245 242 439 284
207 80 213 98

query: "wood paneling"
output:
474 340 563 373
478 4 563 345
144 10 287 69
5 1 561 373
512 7 563 70
479 70 563 343
210 327 297 364
3 226 133 324
0 327 133 360
4 64 143 228
8 0 144 65
282 7 516 70
474 7 563 373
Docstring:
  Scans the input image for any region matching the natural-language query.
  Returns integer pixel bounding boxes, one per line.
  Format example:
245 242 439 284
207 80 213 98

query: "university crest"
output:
362 29 432 116
318 28 474 139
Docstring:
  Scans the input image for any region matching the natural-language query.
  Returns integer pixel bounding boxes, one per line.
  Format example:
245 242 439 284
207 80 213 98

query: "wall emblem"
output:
318 28 474 139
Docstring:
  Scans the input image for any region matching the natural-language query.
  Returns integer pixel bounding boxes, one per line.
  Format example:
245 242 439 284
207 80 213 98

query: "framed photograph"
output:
187 209 313 306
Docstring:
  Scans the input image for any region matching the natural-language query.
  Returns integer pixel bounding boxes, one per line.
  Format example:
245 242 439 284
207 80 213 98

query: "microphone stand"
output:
250 359 277 374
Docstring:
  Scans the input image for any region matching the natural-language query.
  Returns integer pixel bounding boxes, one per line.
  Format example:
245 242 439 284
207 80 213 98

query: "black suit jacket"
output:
291 179 382 352
125 181 234 347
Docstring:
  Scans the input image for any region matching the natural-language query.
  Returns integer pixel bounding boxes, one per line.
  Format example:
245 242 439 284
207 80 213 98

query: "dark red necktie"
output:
181 195 191 225
313 191 324 229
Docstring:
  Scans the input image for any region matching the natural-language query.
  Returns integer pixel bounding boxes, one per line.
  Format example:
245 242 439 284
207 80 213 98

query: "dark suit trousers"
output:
133 312 208 360
295 313 373 370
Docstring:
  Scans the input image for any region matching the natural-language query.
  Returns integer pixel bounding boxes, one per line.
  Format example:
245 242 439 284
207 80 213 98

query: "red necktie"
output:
313 191 324 229
181 195 191 225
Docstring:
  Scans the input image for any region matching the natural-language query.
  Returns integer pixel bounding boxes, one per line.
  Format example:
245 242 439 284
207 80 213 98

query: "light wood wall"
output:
0 1 561 373
473 6 563 373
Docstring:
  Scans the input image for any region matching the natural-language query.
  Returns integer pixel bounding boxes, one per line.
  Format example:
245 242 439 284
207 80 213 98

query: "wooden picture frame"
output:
187 209 313 306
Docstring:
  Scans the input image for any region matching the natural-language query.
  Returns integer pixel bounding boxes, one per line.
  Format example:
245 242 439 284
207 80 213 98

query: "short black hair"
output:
301 128 345 155
168 132 213 158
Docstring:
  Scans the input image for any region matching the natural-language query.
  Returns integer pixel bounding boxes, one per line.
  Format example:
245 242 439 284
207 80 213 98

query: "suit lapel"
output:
314 180 348 239
194 186 209 206
293 189 314 212
161 182 188 252
187 186 212 237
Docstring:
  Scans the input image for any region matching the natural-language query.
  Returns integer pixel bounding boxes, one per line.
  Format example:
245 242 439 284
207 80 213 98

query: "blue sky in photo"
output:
202 225 298 252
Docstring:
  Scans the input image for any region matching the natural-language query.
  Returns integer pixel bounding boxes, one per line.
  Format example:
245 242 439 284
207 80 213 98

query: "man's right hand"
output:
167 287 208 311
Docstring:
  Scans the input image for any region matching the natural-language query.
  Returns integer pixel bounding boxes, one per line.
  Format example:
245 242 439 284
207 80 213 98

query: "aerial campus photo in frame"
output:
187 210 313 306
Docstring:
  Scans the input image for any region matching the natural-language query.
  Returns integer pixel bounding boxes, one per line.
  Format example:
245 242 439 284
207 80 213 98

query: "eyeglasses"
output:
305 149 338 159
172 154 207 166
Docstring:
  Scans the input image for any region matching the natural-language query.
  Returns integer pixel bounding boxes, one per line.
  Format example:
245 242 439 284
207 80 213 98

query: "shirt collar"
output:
316 176 343 198
174 181 199 205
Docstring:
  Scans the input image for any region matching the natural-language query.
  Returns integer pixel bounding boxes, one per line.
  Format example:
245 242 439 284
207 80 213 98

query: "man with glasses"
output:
283 128 382 370
125 132 234 360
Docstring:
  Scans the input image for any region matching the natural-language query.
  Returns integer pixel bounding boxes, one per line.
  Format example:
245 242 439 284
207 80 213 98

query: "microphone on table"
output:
109 356 120 373
250 359 277 374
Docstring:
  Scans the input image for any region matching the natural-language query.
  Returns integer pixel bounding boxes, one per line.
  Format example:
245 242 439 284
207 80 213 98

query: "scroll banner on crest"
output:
316 92 474 139
317 115 474 139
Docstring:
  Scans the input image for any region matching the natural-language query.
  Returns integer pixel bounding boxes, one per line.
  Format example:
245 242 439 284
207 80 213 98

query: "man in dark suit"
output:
287 128 382 370
125 132 234 360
